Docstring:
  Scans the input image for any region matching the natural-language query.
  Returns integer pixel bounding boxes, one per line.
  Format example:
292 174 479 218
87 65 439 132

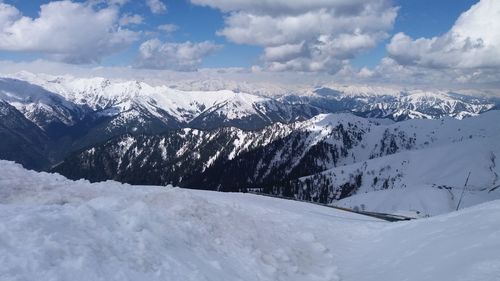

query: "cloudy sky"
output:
0 0 498 89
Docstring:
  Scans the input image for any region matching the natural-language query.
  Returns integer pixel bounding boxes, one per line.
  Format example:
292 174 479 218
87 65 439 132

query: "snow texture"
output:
1 160 499 281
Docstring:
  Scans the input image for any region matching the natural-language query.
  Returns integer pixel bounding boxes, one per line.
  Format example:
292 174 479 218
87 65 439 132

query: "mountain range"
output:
52 111 500 216
1 72 500 214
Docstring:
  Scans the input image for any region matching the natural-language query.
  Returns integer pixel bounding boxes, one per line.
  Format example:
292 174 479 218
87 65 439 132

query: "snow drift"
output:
1 160 499 281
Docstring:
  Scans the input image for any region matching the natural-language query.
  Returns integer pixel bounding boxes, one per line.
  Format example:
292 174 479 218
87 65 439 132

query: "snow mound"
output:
1 160 500 281
0 161 344 281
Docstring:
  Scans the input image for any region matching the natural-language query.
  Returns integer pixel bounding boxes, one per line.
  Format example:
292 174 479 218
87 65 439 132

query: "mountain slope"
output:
0 77 87 138
52 123 298 185
1 160 500 281
301 137 500 216
0 100 50 169
1 72 498 174
53 113 371 186
201 111 500 198
53 111 500 214
9 72 321 130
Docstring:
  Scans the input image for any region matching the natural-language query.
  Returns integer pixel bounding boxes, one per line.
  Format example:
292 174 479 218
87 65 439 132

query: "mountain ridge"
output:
52 110 500 215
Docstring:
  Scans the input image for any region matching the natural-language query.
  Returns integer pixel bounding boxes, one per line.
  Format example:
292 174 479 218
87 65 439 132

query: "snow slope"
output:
0 77 85 128
331 137 500 216
290 111 500 215
52 110 500 213
1 160 500 281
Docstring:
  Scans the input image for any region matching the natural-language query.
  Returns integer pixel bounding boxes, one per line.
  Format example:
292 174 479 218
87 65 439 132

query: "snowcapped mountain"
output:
0 71 498 175
0 72 321 167
1 159 500 281
2 72 496 134
296 86 496 121
6 72 319 131
53 111 500 215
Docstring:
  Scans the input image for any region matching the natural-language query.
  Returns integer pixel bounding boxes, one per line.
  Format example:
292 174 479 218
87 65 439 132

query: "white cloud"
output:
191 0 379 15
106 0 130 5
191 0 398 73
0 3 21 27
119 14 143 25
136 39 222 71
339 56 500 89
86 0 130 6
158 24 178 33
146 0 167 14
0 1 138 64
387 0 500 69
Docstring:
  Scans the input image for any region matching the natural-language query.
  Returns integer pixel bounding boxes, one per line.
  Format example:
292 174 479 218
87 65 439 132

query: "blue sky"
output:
0 0 480 69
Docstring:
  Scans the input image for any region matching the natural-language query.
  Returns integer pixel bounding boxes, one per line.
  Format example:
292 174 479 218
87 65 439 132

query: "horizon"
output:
3 69 500 98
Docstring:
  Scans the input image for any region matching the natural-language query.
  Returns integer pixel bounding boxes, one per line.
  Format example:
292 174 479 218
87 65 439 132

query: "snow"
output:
314 84 496 120
336 186 457 217
0 77 83 126
292 111 500 216
339 200 500 281
1 160 500 281
3 72 272 123
2 72 496 132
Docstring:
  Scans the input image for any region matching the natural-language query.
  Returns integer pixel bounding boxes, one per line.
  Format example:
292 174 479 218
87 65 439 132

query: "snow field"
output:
1 161 500 281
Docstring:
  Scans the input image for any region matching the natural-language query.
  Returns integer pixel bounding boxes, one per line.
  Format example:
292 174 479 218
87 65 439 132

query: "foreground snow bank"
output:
1 161 499 281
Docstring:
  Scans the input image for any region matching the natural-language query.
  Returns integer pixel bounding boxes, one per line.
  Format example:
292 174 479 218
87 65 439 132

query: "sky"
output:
0 0 499 90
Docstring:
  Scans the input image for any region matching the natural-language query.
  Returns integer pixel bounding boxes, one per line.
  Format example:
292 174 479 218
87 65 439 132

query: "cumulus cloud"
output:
119 14 143 25
136 39 222 71
387 0 500 69
191 0 398 73
191 0 380 15
338 56 500 89
146 0 167 14
0 1 138 64
106 0 130 5
158 24 179 33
